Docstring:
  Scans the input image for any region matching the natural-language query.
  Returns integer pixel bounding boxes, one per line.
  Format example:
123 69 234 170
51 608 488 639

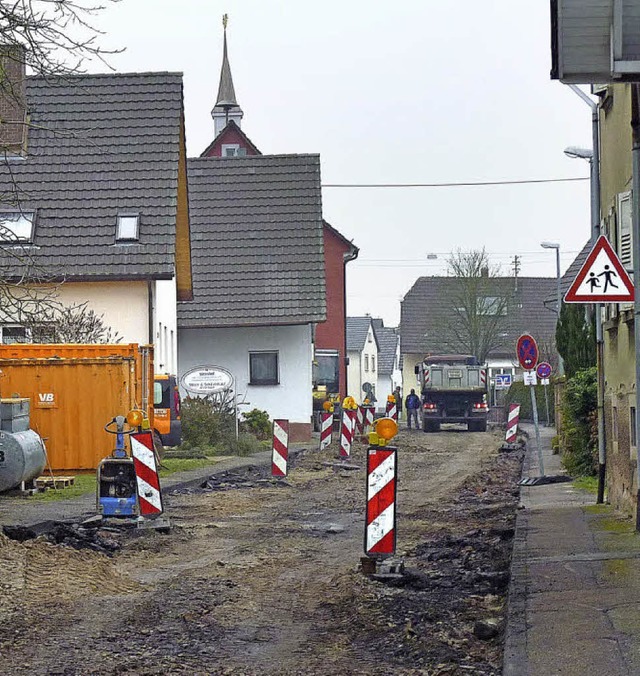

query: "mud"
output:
0 426 522 675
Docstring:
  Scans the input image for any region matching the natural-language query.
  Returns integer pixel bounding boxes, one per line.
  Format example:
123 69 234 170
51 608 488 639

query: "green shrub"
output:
503 381 554 423
559 367 598 477
180 396 234 449
241 408 272 440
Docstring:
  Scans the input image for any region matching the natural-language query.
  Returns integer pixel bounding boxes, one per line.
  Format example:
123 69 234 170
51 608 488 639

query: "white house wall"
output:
55 281 149 344
155 278 178 375
178 324 313 424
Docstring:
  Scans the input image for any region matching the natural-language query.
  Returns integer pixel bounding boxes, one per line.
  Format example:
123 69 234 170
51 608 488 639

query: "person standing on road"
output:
405 389 421 429
394 386 402 420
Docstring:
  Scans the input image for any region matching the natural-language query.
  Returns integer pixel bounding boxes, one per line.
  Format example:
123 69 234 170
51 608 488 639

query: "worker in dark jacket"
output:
393 386 402 419
405 389 421 429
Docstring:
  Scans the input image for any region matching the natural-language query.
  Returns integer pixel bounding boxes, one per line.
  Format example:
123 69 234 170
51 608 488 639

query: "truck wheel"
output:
477 419 487 432
424 421 440 433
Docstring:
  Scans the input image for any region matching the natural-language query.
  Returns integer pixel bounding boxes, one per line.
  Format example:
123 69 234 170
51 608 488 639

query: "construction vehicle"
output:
312 349 341 431
153 374 182 449
415 355 489 432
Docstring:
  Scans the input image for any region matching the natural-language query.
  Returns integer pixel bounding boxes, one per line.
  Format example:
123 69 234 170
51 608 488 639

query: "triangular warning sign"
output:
564 235 634 303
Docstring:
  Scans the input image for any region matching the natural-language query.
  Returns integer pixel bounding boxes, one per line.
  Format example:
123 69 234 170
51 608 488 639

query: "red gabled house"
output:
196 19 358 403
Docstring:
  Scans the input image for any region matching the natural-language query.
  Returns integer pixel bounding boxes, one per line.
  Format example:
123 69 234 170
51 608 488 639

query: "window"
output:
631 407 637 448
371 356 376 372
364 354 369 371
116 214 139 241
249 351 279 385
0 211 34 242
0 325 30 344
480 296 507 316
617 192 632 269
221 144 247 158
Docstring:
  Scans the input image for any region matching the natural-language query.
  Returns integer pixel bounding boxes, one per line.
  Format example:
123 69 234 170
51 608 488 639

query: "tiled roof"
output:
561 240 592 297
400 276 558 358
374 325 399 375
178 154 326 327
347 316 373 351
0 72 184 280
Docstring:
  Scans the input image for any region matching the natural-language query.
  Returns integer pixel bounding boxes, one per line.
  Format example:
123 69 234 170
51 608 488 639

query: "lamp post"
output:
541 241 565 377
564 82 607 505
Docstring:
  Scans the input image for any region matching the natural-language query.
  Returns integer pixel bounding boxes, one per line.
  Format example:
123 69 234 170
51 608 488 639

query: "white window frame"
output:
371 355 376 372
222 143 240 157
0 211 34 242
364 354 369 371
116 213 140 242
0 324 31 344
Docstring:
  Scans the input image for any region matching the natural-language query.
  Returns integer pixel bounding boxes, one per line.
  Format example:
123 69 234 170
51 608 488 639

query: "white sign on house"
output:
181 365 233 395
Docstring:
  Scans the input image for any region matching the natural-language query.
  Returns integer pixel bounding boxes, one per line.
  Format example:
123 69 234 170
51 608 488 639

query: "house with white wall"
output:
0 57 192 375
177 154 326 442
346 317 379 406
371 319 401 408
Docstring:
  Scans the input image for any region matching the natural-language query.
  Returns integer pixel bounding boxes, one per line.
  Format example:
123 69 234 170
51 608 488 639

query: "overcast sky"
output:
93 0 593 326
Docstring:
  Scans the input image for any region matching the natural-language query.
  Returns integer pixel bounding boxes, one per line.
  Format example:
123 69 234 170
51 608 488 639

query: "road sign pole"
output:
530 385 545 477
544 384 550 427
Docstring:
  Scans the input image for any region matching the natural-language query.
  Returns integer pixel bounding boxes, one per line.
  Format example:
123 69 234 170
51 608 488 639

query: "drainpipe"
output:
343 244 359 398
568 84 606 504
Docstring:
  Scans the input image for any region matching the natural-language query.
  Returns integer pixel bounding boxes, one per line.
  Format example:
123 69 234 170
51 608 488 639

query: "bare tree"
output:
0 0 121 76
0 0 121 338
444 248 510 363
30 302 121 343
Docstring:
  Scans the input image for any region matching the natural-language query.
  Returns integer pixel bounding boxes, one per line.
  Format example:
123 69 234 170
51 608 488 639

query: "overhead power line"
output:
322 177 589 188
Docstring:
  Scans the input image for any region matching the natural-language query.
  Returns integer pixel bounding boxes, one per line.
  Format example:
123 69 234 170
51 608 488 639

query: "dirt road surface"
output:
0 427 522 675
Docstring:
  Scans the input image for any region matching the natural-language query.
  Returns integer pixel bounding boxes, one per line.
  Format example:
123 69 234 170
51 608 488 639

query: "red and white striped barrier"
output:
340 409 355 457
131 431 164 516
272 419 289 476
356 406 365 435
363 406 375 432
385 400 398 421
481 369 487 388
365 446 397 557
319 412 333 450
505 404 521 443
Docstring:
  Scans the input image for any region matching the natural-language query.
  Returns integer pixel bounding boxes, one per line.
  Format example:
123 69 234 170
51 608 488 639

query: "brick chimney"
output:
0 45 27 155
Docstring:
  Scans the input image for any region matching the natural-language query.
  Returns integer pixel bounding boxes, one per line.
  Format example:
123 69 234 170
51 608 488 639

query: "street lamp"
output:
564 146 594 161
540 241 565 377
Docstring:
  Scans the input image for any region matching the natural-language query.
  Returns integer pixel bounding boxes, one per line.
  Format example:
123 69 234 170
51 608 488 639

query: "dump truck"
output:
415 354 489 432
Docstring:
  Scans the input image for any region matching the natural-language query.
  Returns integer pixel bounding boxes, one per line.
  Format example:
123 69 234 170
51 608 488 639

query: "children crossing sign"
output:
564 236 634 303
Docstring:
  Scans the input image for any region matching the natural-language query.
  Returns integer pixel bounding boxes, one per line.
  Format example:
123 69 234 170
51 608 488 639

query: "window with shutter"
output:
617 192 633 311
617 192 632 269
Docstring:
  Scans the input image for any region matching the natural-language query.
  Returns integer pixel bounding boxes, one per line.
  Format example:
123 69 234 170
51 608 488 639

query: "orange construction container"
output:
0 344 154 471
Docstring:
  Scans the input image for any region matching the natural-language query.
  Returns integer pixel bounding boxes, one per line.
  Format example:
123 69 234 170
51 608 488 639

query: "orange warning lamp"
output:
369 417 398 446
322 400 334 413
387 394 395 403
126 409 144 428
342 396 357 410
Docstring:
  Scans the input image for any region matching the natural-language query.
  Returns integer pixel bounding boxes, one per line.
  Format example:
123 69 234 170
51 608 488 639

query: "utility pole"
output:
512 255 521 292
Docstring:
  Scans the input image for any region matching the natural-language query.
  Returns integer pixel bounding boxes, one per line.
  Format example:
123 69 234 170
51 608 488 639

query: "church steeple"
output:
212 14 244 137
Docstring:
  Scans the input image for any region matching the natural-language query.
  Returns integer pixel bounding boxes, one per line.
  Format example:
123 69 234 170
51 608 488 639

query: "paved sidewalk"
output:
0 448 283 526
503 424 640 675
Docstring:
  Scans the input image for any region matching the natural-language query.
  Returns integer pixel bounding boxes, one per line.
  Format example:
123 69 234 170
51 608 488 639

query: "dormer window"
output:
221 143 247 158
0 211 34 242
116 214 139 242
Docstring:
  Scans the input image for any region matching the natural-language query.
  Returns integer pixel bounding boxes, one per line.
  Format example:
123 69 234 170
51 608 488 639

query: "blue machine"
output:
96 415 139 517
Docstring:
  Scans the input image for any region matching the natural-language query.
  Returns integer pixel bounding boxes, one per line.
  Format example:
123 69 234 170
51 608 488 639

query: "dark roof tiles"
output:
400 276 558 358
178 154 326 327
0 71 184 280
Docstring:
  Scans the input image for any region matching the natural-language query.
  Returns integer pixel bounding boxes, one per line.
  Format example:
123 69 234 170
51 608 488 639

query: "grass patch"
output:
28 473 96 502
584 504 612 515
158 457 216 477
573 476 599 493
